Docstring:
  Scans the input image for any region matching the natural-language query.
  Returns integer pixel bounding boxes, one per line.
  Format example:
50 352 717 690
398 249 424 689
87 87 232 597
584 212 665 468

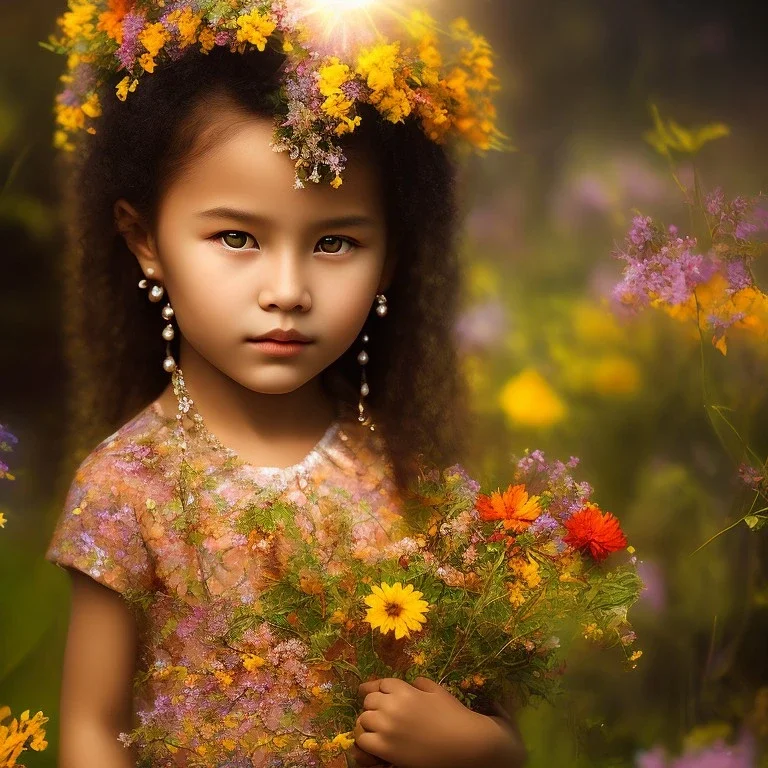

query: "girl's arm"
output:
57 569 140 768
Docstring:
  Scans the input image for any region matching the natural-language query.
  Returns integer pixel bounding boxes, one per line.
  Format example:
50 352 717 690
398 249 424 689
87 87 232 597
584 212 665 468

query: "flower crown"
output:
41 0 510 189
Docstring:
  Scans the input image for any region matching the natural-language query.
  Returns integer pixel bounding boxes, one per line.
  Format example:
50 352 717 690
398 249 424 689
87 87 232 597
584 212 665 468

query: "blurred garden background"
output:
1 0 767 765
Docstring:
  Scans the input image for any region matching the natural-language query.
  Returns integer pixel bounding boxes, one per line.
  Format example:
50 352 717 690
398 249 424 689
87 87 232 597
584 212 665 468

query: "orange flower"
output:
475 484 541 533
563 503 627 561
97 0 134 44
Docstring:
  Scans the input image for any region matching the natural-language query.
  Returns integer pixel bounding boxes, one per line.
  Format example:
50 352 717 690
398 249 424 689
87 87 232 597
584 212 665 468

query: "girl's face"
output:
117 107 392 398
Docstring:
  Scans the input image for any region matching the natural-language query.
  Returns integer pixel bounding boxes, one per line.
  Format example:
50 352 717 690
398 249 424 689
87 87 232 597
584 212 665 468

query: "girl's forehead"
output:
167 111 383 218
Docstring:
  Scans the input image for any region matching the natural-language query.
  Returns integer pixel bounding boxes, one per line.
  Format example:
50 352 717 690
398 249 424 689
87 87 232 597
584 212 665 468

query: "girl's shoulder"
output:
45 401 174 595
70 400 177 489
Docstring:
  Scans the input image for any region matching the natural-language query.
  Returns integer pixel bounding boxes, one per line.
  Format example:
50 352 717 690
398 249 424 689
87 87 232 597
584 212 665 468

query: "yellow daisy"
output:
363 581 430 640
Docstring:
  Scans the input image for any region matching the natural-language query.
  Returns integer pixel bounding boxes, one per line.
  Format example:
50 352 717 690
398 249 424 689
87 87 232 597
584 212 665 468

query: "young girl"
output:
43 3 524 766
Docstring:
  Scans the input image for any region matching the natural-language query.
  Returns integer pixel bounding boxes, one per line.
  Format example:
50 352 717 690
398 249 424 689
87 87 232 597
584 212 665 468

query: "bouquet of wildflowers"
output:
122 451 642 767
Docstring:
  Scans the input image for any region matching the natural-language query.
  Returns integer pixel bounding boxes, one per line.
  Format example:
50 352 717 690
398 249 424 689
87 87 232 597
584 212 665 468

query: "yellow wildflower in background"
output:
0 511 6 528
662 273 768 355
645 104 730 156
572 301 626 346
363 581 430 640
591 355 641 396
80 92 101 119
466 261 501 298
0 705 49 766
235 10 277 51
499 368 567 428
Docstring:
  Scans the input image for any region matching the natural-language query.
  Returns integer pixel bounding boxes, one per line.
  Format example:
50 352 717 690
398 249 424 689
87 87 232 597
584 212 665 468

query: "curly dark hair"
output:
56 43 471 497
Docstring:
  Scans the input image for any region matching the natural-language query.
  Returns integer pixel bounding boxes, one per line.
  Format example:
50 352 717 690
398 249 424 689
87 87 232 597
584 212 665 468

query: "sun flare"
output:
290 0 428 54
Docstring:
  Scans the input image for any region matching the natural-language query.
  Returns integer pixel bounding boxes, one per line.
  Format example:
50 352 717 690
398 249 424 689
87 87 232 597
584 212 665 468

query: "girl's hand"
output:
351 676 521 768
347 739 392 768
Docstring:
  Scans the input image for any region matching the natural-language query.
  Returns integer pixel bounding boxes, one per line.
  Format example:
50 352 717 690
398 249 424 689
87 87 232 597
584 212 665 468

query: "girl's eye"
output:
316 236 357 255
217 231 258 250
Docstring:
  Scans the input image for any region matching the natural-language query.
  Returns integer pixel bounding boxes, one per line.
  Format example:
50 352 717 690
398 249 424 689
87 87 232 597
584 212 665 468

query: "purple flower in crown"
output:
116 12 146 71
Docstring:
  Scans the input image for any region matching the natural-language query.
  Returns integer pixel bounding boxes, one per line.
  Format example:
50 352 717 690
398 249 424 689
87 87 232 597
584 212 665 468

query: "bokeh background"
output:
1 0 767 765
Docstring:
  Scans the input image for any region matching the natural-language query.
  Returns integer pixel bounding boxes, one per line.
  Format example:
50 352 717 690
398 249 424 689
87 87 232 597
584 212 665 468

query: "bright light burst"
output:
290 0 430 54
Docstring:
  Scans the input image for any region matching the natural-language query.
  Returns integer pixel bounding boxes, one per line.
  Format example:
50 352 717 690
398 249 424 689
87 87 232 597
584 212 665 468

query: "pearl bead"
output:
376 304 388 317
146 267 155 276
149 284 165 303
360 383 369 396
163 356 177 373
138 278 148 289
161 305 175 320
357 350 368 365
162 324 175 341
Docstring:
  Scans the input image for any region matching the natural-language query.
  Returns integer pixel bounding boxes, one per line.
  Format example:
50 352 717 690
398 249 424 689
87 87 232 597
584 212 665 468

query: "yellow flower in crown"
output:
363 580 430 640
40 0 512 188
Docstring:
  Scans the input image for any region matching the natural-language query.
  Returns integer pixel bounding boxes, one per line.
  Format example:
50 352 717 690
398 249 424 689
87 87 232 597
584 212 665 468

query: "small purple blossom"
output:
455 299 508 353
0 424 18 450
636 730 755 768
629 215 655 247
514 450 593 520
737 462 765 491
444 463 482 495
116 12 146 70
529 513 558 536
724 259 753 293
613 222 718 309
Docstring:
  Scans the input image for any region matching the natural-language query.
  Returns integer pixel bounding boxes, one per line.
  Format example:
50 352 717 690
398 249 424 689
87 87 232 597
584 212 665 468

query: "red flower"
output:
563 504 628 561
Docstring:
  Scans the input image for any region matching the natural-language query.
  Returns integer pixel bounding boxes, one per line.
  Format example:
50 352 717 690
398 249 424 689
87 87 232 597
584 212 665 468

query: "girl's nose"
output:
258 251 312 312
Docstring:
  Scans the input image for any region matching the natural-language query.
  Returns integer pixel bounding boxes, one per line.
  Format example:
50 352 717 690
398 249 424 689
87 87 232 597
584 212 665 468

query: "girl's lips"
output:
247 339 312 357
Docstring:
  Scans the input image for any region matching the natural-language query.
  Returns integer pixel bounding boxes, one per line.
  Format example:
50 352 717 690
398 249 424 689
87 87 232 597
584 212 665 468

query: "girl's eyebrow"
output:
194 206 376 229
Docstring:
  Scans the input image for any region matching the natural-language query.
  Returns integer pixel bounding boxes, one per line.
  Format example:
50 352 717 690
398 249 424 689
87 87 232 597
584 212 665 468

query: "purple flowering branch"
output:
613 107 768 544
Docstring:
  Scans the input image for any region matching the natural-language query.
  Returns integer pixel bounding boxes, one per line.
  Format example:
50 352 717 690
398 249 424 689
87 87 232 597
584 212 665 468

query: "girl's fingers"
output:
348 743 389 767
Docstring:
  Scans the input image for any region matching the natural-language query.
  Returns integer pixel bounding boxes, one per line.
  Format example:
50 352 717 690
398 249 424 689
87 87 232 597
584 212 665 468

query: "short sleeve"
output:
45 448 156 596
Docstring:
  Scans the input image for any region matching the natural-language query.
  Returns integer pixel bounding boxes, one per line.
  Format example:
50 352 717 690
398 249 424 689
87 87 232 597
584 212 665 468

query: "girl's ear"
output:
114 199 163 279
380 249 399 294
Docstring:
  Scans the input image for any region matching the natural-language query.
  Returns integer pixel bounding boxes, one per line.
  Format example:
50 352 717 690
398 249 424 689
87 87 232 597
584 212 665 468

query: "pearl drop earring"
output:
138 270 177 373
357 293 388 431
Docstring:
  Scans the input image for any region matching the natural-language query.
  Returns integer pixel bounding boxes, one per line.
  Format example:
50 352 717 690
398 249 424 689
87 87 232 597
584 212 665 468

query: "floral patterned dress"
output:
45 399 411 767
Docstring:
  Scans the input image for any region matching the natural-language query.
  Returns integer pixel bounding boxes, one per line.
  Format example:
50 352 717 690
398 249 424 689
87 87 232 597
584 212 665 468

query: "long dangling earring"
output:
357 293 388 431
138 267 177 373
